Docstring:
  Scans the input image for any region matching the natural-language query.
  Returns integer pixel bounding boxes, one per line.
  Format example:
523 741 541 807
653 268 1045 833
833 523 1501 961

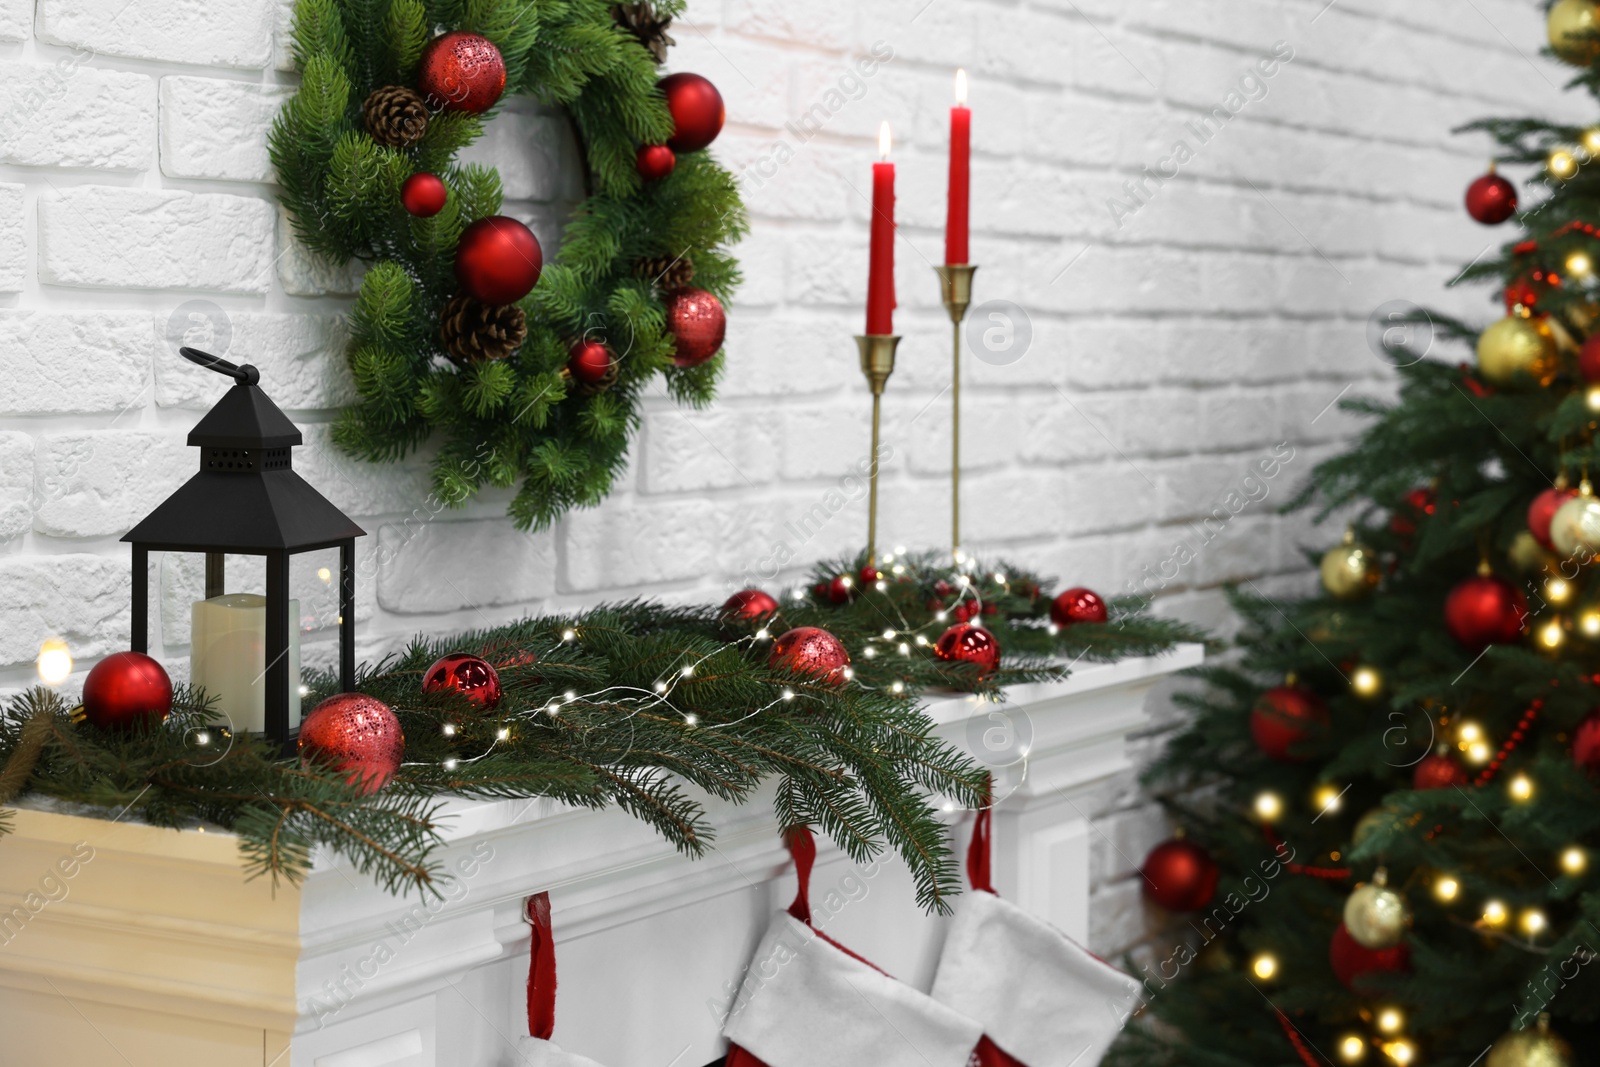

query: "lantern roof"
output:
121 349 365 553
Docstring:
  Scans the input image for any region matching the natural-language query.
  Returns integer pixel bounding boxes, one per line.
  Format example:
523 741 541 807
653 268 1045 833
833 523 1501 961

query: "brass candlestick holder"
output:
935 264 978 555
856 334 900 566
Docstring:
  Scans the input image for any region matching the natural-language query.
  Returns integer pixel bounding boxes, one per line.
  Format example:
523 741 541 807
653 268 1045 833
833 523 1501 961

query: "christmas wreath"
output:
271 0 745 529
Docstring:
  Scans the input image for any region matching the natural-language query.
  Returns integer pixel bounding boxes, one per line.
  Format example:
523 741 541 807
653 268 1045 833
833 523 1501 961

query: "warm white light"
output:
317 566 332 583
1255 792 1283 821
878 121 892 159
1551 148 1579 178
898 642 911 655
564 690 576 701
883 629 896 640
1339 1035 1367 1063
298 684 310 696
891 681 905 693
893 564 906 575
681 665 694 677
443 758 459 771
876 580 887 591
684 714 698 726
442 723 457 737
841 667 854 680
496 727 510 741
1315 784 1343 814
1569 253 1593 278
1483 900 1509 926
1510 773 1534 801
1384 1040 1415 1066
195 731 211 746
781 688 795 701
994 572 1007 583
756 628 770 640
1588 384 1600 413
1459 722 1483 743
1376 1008 1403 1035
1434 875 1459 902
1583 611 1600 637
562 628 576 641
1521 908 1547 935
1547 576 1573 603
863 647 877 658
1563 846 1587 874
654 681 668 693
915 634 929 646
1352 666 1381 696
1251 954 1277 980
1467 740 1492 764
36 638 72 685
954 68 968 106
1539 619 1565 650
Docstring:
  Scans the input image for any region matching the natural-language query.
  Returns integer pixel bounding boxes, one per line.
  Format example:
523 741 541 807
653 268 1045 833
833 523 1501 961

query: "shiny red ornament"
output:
1389 486 1436 539
568 339 612 383
1050 587 1107 627
826 574 854 604
1250 685 1330 762
769 627 851 685
665 287 726 367
858 564 881 585
1530 486 1579 550
1574 710 1600 773
417 31 506 113
659 72 725 153
81 651 173 731
1329 921 1409 989
422 652 503 710
637 143 676 182
1141 839 1219 912
1412 751 1469 790
401 172 448 217
723 588 780 621
298 693 404 795
455 215 542 304
1444 574 1528 650
934 623 1001 677
1581 335 1600 381
1465 169 1518 225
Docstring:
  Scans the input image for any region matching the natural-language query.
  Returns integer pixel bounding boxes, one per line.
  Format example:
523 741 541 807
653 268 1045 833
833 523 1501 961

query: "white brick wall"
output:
0 0 1585 949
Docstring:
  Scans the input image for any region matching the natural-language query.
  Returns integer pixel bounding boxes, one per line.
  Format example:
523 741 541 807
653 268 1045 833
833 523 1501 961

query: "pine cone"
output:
637 255 694 291
440 296 527 364
363 86 429 148
612 2 675 63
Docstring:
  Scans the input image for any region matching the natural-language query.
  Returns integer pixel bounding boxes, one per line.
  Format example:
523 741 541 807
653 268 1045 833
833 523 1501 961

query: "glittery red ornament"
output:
298 693 404 795
665 287 726 367
1250 685 1330 762
401 172 448 217
1581 335 1600 381
637 143 676 182
1050 587 1107 627
422 652 503 710
1444 573 1528 650
723 588 780 621
1413 751 1469 790
1329 921 1409 989
1574 710 1600 773
1465 169 1518 225
455 215 542 305
934 623 1000 676
659 72 725 153
568 339 612 383
1390 486 1436 539
81 651 173 731
1530 486 1579 549
1141 839 1219 911
417 31 506 114
769 627 850 684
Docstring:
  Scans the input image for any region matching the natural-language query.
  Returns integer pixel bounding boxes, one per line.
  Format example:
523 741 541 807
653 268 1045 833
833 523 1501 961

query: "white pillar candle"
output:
190 593 302 733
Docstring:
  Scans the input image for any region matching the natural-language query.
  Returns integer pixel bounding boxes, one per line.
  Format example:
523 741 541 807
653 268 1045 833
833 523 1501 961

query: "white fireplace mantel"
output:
0 644 1201 1067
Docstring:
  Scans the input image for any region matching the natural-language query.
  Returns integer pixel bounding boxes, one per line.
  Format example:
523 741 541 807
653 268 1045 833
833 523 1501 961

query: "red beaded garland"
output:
298 693 404 795
1050 587 1107 627
422 652 503 710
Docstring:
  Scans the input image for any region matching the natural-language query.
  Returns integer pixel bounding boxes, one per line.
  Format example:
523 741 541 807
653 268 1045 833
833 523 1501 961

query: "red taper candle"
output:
945 69 970 266
866 121 896 335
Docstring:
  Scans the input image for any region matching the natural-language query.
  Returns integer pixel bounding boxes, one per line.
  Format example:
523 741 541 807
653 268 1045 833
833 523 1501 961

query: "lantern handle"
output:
180 347 260 386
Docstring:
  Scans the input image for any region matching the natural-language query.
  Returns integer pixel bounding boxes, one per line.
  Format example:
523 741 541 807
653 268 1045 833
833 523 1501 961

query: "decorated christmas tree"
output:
1110 6 1600 1067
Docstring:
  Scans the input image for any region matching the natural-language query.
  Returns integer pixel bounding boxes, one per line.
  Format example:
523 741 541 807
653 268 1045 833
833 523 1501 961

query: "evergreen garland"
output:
0 559 1201 911
270 0 746 530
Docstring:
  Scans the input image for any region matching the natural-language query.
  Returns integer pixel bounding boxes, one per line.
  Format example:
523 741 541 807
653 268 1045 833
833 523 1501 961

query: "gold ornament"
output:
1549 0 1600 65
1477 316 1558 385
1487 1014 1574 1067
1508 530 1554 573
1321 529 1380 600
1550 480 1600 556
1343 868 1409 949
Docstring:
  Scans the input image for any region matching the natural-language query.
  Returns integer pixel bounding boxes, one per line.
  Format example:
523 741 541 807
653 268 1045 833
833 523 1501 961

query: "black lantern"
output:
123 348 364 749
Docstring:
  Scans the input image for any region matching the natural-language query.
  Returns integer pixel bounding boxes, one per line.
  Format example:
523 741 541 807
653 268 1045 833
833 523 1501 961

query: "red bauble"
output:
1250 685 1330 762
1141 839 1219 912
637 143 676 182
1329 921 1409 989
455 215 543 304
858 564 881 585
1529 486 1579 550
1389 486 1436 539
298 693 404 795
723 588 780 621
1581 335 1600 382
934 623 1001 677
422 652 503 710
417 31 506 113
826 574 854 604
769 627 851 684
1444 574 1528 650
81 651 173 731
665 288 726 367
1573 710 1600 773
401 172 448 217
659 72 725 153
1412 751 1469 790
1050 587 1108 627
568 339 612 383
1465 170 1518 225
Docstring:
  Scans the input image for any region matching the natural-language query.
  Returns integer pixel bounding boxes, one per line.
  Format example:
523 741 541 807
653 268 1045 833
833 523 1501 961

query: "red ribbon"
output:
784 824 818 924
526 891 557 1040
967 787 995 895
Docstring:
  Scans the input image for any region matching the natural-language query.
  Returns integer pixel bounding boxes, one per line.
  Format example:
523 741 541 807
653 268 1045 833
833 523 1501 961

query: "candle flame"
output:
878 121 892 159
955 68 968 106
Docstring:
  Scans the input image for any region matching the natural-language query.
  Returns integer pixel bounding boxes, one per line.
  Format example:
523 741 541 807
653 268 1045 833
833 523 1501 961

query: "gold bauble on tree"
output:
1343 868 1409 949
1320 528 1380 600
1549 0 1600 65
1509 529 1555 573
1477 316 1558 385
1487 1015 1574 1067
1551 479 1600 557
